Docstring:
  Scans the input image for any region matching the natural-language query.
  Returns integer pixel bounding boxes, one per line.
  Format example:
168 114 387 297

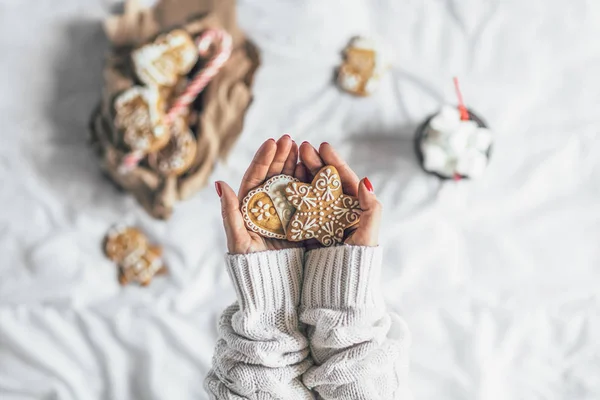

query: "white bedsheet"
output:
1 0 599 398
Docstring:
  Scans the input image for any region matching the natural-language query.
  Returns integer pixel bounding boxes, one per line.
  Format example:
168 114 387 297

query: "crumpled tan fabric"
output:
90 0 259 219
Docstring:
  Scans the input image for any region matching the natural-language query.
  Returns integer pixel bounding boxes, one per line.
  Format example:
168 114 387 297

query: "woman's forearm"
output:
205 248 313 399
300 246 411 400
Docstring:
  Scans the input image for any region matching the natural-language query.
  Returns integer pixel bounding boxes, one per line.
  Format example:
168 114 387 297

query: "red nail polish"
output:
322 142 329 145
301 141 309 145
215 182 222 197
364 177 374 193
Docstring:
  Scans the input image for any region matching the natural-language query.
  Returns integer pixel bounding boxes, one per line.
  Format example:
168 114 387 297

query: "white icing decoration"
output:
289 217 318 241
285 167 362 246
287 182 318 210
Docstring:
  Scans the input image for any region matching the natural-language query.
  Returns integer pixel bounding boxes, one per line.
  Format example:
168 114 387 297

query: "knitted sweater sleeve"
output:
204 248 314 400
300 246 411 400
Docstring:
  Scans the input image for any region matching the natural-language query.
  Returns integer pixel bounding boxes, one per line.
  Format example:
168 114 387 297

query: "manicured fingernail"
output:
301 141 309 145
363 177 374 193
215 182 222 197
322 142 329 145
268 138 276 142
282 133 291 139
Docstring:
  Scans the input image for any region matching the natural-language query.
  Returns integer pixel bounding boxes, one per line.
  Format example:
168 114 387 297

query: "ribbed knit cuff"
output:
302 245 384 310
225 248 305 313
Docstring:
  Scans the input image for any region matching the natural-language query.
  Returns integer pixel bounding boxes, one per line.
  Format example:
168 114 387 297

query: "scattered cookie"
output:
113 86 170 154
104 225 167 286
241 175 299 239
132 29 199 87
337 37 385 97
285 166 361 246
148 116 197 176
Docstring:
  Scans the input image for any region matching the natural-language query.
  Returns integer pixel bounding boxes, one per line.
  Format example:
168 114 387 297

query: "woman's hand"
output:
216 135 303 254
298 142 381 247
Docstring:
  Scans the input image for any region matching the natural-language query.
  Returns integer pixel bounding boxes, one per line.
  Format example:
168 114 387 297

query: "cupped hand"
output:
216 135 304 254
298 142 381 247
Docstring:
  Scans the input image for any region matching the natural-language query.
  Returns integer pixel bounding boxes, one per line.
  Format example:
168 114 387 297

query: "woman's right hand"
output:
215 135 303 254
298 142 382 247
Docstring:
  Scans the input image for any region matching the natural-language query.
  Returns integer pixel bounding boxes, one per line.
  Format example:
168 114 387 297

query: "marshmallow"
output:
429 105 461 132
471 127 493 152
422 144 450 173
420 106 493 179
456 149 488 178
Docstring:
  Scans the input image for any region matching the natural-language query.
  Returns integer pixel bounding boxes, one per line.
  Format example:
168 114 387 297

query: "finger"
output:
239 139 277 199
299 141 324 176
266 134 293 178
294 162 309 182
346 178 381 247
319 142 360 196
281 139 298 176
216 181 251 253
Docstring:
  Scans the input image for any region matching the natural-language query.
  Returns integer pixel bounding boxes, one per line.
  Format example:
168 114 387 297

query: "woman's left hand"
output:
216 135 303 254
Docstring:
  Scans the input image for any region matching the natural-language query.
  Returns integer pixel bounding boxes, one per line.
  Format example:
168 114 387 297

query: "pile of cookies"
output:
90 0 260 219
113 29 201 176
242 165 361 246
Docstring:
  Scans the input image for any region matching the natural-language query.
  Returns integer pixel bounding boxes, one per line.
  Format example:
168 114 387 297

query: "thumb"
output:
346 177 381 247
215 181 251 254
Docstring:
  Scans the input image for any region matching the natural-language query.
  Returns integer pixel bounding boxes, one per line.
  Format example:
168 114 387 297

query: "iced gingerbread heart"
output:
113 86 170 154
286 165 361 246
104 225 167 286
337 37 385 97
241 175 300 239
132 29 199 87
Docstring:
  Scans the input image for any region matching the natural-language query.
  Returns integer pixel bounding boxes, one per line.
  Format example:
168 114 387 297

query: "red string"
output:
453 77 470 121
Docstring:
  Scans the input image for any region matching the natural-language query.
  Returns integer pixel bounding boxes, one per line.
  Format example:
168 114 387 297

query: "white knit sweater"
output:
204 246 411 399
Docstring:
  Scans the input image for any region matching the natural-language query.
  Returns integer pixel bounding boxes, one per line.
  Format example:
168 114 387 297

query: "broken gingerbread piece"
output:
148 115 197 176
113 86 170 154
337 37 385 97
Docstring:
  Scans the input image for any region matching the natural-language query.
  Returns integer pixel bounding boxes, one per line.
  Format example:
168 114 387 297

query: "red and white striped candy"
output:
167 29 233 122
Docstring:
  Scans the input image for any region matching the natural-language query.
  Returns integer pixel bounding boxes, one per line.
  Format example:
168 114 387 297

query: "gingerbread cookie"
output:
337 37 385 97
148 116 197 176
241 175 299 239
285 166 361 246
113 86 170 153
104 225 167 286
132 29 199 88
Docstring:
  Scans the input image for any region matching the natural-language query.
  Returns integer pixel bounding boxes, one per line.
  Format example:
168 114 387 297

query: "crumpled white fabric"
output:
1 0 600 399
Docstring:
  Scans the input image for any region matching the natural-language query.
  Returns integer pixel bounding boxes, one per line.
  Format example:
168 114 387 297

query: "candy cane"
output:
167 29 233 122
118 150 145 174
